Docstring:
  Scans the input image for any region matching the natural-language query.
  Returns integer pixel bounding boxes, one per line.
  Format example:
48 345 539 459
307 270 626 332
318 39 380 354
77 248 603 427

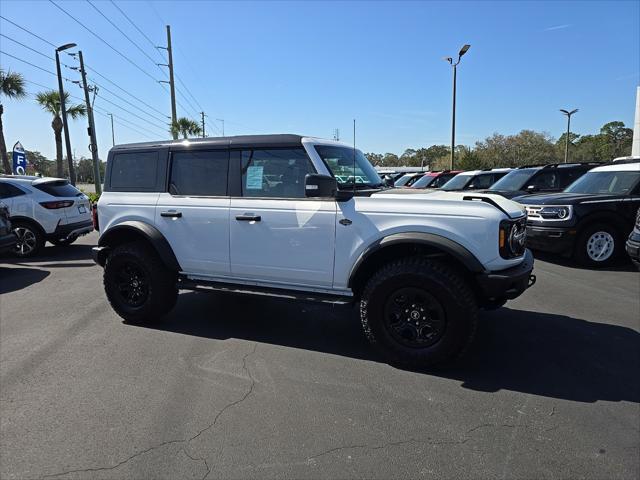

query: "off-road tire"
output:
50 235 77 246
360 257 478 368
104 241 178 323
12 221 45 258
574 223 621 267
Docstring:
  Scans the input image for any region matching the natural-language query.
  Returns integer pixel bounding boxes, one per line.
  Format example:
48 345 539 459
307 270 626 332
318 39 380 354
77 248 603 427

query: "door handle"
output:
235 214 261 222
161 210 182 218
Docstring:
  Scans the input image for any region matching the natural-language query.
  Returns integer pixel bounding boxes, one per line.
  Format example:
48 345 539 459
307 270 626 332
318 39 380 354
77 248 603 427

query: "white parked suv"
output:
93 135 535 367
0 175 93 257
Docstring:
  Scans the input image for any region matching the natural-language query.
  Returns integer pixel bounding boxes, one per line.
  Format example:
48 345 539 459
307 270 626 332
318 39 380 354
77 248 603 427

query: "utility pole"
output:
560 108 578 163
200 111 206 138
108 113 115 146
55 43 77 184
78 50 101 194
217 118 225 136
333 128 340 141
158 26 178 139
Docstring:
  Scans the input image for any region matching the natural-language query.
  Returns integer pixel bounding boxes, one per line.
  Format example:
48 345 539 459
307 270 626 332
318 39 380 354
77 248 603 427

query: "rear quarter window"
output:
108 151 162 191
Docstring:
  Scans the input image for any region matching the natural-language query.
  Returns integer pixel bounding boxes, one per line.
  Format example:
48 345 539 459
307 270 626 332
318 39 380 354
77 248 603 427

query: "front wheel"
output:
360 257 478 368
574 223 620 267
104 242 178 323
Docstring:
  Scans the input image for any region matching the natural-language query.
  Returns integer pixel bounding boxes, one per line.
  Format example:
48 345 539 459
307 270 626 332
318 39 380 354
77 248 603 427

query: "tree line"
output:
366 121 634 171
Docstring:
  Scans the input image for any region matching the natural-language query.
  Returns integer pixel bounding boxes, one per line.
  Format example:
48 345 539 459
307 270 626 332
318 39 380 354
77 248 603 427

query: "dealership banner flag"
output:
12 141 27 175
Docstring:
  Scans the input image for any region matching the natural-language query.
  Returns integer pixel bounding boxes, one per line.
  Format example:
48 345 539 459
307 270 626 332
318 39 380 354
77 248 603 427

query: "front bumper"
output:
525 225 576 254
49 219 94 240
0 232 17 252
476 249 536 301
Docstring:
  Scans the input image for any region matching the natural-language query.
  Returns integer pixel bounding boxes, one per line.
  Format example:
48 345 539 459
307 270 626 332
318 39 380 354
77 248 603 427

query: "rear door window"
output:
469 174 494 189
559 168 587 188
109 151 159 191
169 150 229 196
0 182 26 199
240 148 315 198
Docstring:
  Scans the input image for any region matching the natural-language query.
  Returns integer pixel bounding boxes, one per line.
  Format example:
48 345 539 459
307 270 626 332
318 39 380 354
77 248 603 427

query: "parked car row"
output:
0 175 94 257
380 158 640 267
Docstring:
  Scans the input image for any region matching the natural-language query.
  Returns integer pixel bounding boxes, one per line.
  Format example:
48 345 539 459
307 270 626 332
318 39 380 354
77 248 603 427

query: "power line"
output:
0 15 57 49
0 50 60 78
109 0 164 59
0 34 53 61
0 31 168 124
86 0 168 78
93 95 168 132
48 0 162 86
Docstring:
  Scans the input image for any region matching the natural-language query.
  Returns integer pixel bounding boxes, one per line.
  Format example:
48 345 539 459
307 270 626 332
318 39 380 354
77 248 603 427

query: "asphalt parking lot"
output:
1 232 638 479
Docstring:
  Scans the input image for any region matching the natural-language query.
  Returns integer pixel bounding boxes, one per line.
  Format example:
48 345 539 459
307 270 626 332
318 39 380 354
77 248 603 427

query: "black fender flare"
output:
97 221 181 271
348 232 486 288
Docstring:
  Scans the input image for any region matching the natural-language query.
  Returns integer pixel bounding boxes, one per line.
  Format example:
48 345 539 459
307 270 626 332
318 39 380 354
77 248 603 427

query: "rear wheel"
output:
12 221 44 258
360 257 478 368
104 242 178 323
574 223 620 267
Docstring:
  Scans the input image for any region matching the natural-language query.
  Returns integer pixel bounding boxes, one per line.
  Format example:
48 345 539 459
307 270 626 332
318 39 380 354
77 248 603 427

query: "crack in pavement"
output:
40 342 258 480
305 421 535 462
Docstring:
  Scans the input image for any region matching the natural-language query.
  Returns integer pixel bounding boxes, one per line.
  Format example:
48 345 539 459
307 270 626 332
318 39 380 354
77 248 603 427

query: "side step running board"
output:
178 278 354 305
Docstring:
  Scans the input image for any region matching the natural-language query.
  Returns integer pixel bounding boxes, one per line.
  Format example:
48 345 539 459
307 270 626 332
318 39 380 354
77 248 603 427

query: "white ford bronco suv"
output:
93 135 535 367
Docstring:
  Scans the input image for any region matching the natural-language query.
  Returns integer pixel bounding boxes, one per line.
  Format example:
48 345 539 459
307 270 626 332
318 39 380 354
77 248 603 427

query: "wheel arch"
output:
9 216 46 236
348 232 486 297
575 211 627 238
97 221 181 271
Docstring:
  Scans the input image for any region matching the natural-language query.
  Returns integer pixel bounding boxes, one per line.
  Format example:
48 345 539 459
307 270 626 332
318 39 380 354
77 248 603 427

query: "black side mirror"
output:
305 174 337 198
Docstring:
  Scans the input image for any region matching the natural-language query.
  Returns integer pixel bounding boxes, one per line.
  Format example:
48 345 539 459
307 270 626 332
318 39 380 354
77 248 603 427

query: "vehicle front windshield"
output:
440 174 472 191
564 171 640 195
315 145 383 188
490 168 538 191
410 174 436 189
394 174 414 187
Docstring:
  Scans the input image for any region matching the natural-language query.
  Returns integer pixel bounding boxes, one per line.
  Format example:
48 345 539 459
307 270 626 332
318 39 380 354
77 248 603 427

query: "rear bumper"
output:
476 249 536 301
0 232 17 252
525 225 575 254
49 219 94 240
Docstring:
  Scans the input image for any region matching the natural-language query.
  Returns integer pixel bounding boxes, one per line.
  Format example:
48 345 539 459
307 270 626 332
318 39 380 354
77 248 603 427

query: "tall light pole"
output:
560 108 578 163
55 42 77 184
444 44 471 170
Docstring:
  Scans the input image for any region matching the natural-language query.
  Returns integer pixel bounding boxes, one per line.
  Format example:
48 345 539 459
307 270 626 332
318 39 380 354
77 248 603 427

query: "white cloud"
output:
544 24 572 31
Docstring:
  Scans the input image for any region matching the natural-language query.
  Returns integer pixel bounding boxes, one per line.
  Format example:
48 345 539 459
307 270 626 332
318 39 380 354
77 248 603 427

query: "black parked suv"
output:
485 163 599 199
515 161 640 267
626 207 640 269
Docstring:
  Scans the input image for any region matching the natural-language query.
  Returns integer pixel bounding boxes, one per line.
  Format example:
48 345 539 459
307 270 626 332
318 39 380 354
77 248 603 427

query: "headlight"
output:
499 218 527 258
539 205 571 220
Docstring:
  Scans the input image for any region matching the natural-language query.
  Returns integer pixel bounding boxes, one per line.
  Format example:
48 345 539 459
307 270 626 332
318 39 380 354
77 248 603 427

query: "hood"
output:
512 192 625 205
371 190 526 219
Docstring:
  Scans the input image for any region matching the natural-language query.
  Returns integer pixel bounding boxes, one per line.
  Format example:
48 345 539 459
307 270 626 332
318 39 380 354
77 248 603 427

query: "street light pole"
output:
560 108 578 163
55 43 77 184
444 44 470 170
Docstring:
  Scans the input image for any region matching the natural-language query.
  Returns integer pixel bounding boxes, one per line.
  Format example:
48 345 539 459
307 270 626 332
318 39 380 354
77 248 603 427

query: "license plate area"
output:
78 205 87 214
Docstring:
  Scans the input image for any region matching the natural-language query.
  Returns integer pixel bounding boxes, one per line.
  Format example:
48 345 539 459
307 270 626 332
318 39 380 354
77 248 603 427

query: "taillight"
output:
92 204 99 231
39 200 74 209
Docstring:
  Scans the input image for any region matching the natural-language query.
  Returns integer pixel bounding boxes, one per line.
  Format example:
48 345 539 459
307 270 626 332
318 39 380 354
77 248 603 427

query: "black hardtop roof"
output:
111 134 306 151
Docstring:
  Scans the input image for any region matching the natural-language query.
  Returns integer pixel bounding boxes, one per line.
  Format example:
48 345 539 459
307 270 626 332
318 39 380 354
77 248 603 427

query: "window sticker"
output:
246 165 264 190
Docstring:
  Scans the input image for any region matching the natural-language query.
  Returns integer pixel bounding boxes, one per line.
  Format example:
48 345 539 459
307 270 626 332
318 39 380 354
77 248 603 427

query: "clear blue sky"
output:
0 0 638 160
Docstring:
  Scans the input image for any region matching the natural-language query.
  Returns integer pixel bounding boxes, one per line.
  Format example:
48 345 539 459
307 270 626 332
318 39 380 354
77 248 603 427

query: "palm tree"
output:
171 117 202 139
0 69 26 174
35 90 86 178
